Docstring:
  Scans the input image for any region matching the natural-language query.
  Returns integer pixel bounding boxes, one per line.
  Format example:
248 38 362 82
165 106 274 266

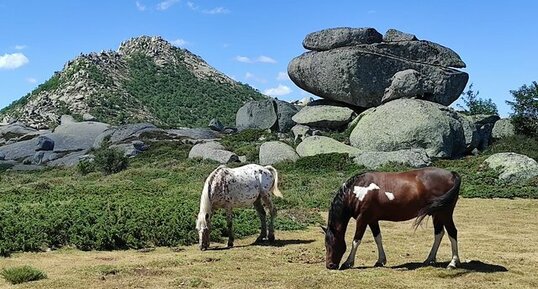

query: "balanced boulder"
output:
303 27 383 51
288 27 468 108
291 101 356 130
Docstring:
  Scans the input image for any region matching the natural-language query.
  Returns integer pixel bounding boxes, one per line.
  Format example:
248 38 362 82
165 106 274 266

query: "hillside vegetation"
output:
0 132 536 256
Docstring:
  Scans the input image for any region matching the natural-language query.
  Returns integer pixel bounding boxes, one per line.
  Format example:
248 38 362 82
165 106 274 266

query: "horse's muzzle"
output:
326 263 338 270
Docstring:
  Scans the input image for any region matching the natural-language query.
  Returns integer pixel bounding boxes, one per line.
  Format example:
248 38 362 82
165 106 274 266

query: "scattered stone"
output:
259 141 299 165
82 113 97 121
484 153 538 183
36 136 55 151
291 124 313 142
188 141 239 164
492 118 515 139
208 118 224 132
296 135 361 157
236 99 278 131
352 149 431 169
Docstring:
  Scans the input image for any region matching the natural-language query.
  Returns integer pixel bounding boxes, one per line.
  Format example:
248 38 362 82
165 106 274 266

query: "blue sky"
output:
1 1 537 117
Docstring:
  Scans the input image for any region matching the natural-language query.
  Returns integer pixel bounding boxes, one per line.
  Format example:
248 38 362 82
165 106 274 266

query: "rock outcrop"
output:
291 101 356 130
296 135 361 157
288 27 468 108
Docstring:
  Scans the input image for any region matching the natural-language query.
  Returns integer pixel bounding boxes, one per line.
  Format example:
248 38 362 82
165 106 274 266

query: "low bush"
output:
93 148 129 175
1 266 47 284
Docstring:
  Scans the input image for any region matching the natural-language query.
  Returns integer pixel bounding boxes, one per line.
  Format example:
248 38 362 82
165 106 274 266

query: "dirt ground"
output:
1 198 537 289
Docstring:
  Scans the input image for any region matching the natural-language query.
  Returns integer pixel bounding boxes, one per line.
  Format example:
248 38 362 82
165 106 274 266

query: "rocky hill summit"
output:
0 36 265 129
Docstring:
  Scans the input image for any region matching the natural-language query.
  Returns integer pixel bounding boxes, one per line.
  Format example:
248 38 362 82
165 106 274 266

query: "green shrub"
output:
94 148 129 175
77 158 96 175
291 153 359 172
507 81 538 138
1 266 47 285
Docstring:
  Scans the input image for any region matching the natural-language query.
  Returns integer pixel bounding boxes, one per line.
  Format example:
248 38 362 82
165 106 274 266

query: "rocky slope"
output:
0 36 266 129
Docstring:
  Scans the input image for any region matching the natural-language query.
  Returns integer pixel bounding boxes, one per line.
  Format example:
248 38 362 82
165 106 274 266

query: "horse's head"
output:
323 225 346 270
196 212 211 250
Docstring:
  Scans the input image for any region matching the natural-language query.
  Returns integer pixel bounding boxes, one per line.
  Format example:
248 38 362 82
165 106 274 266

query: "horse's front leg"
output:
226 208 234 248
340 218 367 270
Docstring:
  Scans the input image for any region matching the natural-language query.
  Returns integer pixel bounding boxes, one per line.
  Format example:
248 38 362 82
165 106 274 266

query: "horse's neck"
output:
328 192 352 235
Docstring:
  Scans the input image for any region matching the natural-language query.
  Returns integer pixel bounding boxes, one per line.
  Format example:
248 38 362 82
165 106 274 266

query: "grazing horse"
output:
323 167 461 270
196 164 283 250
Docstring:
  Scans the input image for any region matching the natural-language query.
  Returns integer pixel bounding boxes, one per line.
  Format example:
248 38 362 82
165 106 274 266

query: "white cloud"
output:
157 0 179 11
234 55 276 64
256 55 276 64
171 38 189 47
245 72 267 83
135 1 146 11
14 45 27 50
264 84 292 97
0 53 29 70
26 77 37 84
235 56 253 63
202 7 230 14
187 1 198 10
276 71 289 81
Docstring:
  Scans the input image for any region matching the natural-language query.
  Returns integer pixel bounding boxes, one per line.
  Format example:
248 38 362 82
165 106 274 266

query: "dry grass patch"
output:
0 198 537 289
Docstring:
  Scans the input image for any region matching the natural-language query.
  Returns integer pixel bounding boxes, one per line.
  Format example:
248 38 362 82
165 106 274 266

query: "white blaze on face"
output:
385 192 395 201
353 183 380 201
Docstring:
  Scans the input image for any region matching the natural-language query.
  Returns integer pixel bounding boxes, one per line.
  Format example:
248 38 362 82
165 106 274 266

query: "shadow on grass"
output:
206 239 315 251
391 260 508 273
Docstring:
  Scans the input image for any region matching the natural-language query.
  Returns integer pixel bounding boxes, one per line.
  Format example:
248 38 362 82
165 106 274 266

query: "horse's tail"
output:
265 165 283 198
413 171 461 229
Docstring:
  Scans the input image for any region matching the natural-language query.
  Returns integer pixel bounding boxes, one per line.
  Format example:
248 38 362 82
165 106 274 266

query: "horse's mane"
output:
328 173 363 230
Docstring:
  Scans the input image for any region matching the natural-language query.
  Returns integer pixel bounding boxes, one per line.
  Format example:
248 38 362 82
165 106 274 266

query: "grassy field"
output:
0 198 536 289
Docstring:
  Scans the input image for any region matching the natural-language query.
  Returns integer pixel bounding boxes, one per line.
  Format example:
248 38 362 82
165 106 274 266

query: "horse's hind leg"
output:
370 222 387 267
254 197 267 242
226 208 234 248
445 216 460 269
424 215 445 265
261 194 276 242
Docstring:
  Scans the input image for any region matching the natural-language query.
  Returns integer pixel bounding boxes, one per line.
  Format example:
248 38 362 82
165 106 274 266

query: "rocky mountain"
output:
0 36 266 129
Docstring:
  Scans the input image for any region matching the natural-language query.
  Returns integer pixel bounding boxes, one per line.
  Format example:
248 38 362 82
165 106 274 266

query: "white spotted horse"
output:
323 167 461 270
196 164 283 250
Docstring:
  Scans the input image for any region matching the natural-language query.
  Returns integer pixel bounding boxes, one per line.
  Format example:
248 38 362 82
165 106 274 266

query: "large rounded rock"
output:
188 141 239 164
353 149 431 169
288 46 468 108
382 69 428 103
303 27 383 51
292 102 356 130
492 119 515 139
236 99 277 131
484 153 538 183
349 99 466 158
296 135 361 157
259 141 299 165
53 121 110 153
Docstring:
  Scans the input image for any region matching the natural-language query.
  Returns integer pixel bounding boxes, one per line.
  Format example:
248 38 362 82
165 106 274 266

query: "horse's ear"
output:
320 226 327 234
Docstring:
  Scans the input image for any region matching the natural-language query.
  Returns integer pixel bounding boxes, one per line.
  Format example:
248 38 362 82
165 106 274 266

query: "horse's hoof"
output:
255 237 266 243
423 259 436 266
227 243 234 248
268 235 275 243
374 261 385 267
339 263 353 270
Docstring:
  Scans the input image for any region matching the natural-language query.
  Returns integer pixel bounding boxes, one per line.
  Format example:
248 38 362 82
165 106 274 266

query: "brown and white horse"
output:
196 164 283 250
323 167 461 270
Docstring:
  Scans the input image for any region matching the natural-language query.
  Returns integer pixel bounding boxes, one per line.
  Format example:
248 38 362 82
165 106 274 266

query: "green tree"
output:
507 81 538 138
458 83 498 115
